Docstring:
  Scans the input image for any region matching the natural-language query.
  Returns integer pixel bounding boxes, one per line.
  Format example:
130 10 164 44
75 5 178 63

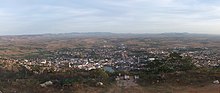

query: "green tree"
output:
91 69 109 82
166 52 194 71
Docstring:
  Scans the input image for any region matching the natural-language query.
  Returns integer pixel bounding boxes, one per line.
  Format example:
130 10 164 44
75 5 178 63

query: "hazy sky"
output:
0 0 220 35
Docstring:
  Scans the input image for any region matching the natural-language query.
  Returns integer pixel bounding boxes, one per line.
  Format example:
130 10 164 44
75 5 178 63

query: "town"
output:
1 39 219 73
0 33 220 93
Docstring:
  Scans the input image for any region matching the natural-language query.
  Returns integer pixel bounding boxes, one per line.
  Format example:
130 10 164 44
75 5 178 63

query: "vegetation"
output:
0 66 116 92
136 52 218 86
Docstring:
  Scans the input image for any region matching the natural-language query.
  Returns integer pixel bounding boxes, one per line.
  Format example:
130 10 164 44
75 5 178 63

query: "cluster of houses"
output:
173 47 220 68
0 45 219 74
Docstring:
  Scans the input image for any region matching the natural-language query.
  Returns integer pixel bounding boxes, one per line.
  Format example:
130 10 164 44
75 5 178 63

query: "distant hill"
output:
1 32 220 39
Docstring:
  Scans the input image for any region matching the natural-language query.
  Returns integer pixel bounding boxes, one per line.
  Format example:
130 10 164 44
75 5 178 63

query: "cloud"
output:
0 0 220 35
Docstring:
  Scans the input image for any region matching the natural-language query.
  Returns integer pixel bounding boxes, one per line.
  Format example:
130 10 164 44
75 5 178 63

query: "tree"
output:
144 52 195 74
166 52 194 71
91 69 109 82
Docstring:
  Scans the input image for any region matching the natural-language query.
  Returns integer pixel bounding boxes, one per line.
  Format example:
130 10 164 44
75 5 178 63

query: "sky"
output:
0 0 220 35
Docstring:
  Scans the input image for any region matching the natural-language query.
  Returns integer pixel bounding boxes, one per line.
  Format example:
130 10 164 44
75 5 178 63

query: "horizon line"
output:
0 32 220 36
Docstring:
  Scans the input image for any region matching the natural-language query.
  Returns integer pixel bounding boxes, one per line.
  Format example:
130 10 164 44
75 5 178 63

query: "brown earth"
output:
73 84 220 93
